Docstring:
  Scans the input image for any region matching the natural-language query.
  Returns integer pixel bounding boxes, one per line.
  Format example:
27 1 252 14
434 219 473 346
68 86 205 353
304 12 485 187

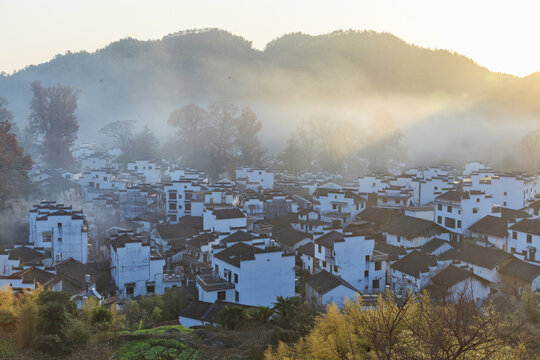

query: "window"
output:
434 186 438 190
42 232 52 242
332 204 337 210
215 264 219 273
512 232 517 240
104 177 107 181
126 284 135 296
57 237 62 242
322 261 327 268
397 236 401 243
169 203 176 210
185 204 191 211
457 220 461 228
445 217 456 228
527 234 532 243
375 261 381 271
365 255 370 262
364 270 369 277
476 198 480 203
234 273 238 283
217 291 226 301
447 206 452 212
503 202 507 206
437 204 442 211
169 215 177 222
473 208 478 214
146 284 155 294
235 291 239 302
334 265 339 272
394 199 399 204
504 192 507 196
437 216 442 224
372 279 380 289
317 244 321 253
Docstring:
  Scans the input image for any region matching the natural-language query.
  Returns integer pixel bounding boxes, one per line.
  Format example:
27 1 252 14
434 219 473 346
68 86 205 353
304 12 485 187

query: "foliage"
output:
27 81 80 168
217 305 248 330
168 102 264 178
115 338 199 360
0 97 32 207
126 325 194 335
100 120 135 152
265 292 534 360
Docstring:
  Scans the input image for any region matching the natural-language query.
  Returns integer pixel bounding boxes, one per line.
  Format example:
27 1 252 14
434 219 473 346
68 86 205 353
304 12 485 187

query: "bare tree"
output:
99 120 135 153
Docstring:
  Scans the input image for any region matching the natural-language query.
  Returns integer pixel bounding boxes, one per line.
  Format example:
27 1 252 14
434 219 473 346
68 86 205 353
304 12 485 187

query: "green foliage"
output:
0 338 16 358
126 325 194 335
115 339 199 360
217 305 248 330
92 307 113 325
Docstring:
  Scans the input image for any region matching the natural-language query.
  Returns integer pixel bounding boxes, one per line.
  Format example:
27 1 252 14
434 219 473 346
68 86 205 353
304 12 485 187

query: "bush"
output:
115 338 199 360
92 307 113 325
35 334 63 356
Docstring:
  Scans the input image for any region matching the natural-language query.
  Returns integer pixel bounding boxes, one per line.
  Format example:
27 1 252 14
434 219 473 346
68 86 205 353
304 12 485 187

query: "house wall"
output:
110 242 165 299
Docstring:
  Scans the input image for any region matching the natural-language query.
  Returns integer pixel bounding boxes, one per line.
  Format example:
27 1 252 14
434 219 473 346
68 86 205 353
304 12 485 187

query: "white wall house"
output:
381 215 449 249
305 270 359 308
164 180 204 223
236 167 274 190
109 234 165 299
77 169 127 200
508 218 540 262
29 202 89 264
470 172 536 210
203 208 246 233
453 243 510 285
390 251 441 294
426 265 491 303
127 160 161 184
198 242 295 306
313 188 366 225
434 190 493 241
313 230 385 293
377 186 414 209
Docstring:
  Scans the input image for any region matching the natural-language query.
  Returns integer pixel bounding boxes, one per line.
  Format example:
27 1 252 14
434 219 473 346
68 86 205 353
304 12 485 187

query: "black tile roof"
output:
421 238 451 254
272 225 310 248
509 218 540 236
306 270 358 295
430 265 488 289
374 242 406 261
499 257 540 282
381 215 447 238
214 243 281 267
8 246 45 264
454 243 510 269
222 230 255 243
297 242 315 257
156 223 199 240
213 208 245 219
469 215 508 238
391 251 437 278
314 231 345 250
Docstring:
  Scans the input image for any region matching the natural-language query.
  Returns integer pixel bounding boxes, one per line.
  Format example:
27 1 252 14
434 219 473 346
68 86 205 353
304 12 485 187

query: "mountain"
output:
0 28 539 164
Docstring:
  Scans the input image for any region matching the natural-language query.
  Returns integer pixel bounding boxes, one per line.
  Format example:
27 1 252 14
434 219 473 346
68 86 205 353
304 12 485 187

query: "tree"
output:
265 291 532 360
168 103 212 169
0 98 32 206
127 125 159 160
208 102 238 178
362 112 404 173
217 305 247 330
99 120 135 153
28 81 80 168
235 107 263 166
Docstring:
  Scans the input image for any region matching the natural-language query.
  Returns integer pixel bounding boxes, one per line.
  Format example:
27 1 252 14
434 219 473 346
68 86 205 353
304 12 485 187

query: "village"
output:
1 151 539 328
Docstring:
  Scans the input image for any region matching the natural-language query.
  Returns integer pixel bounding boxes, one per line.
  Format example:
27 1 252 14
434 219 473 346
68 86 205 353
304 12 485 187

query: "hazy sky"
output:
1 0 540 76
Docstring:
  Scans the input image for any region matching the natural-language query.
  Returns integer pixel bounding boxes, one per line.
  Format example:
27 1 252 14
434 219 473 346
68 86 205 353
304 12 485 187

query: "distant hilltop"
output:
1 28 539 163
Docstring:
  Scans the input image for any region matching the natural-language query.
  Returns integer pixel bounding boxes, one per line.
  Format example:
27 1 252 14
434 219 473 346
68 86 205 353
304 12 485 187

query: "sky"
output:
1 0 540 76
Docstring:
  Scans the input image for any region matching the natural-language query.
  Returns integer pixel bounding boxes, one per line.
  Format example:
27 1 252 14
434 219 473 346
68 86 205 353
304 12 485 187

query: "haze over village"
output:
0 1 539 359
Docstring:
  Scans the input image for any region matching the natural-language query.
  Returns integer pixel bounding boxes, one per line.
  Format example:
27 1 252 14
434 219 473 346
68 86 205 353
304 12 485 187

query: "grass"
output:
122 325 195 336
115 338 199 360
0 338 17 358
